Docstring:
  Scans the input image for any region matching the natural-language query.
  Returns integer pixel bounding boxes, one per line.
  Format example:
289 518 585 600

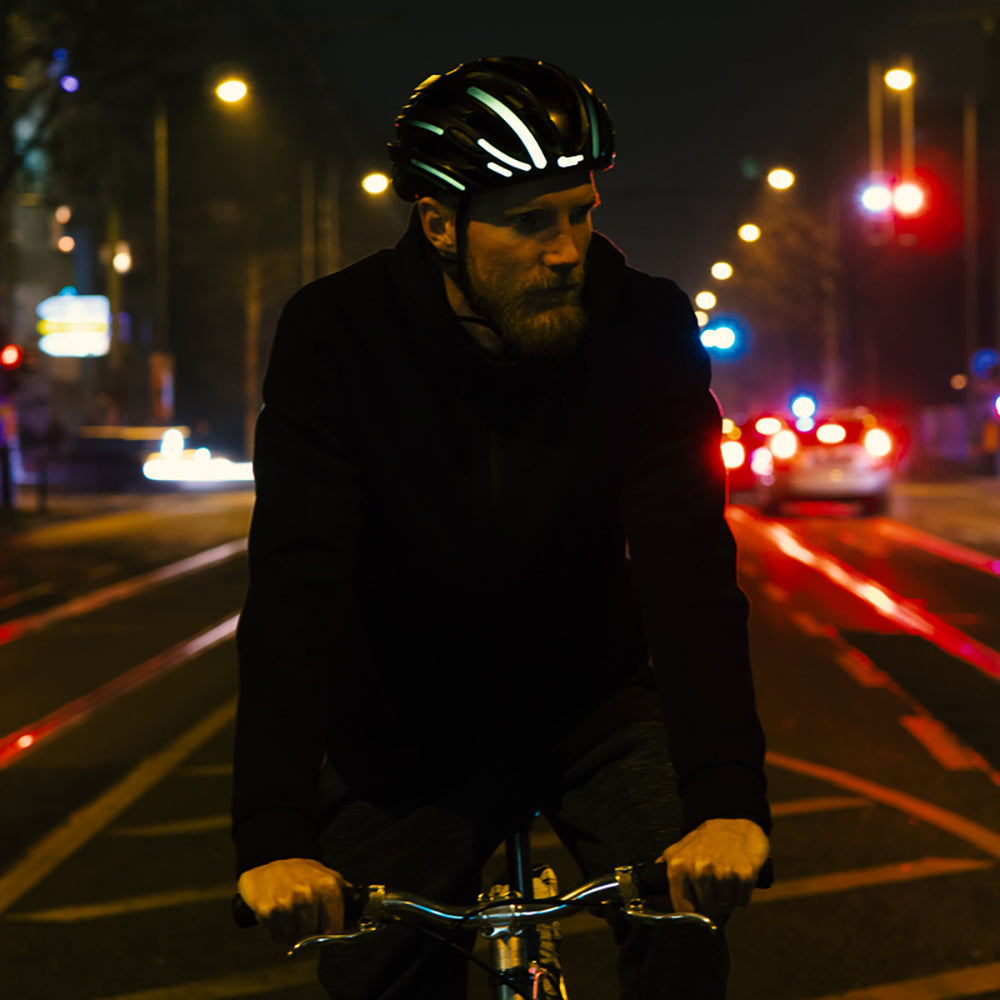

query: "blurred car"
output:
754 407 897 516
721 415 788 494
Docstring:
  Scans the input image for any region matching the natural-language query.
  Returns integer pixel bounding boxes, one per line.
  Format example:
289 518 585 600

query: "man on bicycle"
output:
233 56 771 998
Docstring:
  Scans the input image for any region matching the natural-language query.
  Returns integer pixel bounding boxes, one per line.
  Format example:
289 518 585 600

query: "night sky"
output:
158 1 994 444
264 0 957 285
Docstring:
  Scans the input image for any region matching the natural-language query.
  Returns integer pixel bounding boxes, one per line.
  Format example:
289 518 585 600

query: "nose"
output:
542 222 585 271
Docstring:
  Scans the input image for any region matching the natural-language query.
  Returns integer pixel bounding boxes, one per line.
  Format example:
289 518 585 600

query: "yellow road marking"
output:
0 697 236 917
90 963 318 1000
899 716 978 771
801 959 1000 999
7 884 234 921
771 796 871 816
111 815 231 837
767 751 1000 859
754 857 992 904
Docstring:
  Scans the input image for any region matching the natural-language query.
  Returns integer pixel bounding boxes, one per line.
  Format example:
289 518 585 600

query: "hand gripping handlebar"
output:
232 857 774 951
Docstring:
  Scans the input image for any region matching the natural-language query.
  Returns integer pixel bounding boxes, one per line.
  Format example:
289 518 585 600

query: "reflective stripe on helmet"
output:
411 120 444 136
584 94 601 159
476 139 531 172
411 158 466 191
466 86 548 169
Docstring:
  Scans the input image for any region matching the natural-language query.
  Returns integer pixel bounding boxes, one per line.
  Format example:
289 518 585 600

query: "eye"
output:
507 210 547 233
571 202 596 224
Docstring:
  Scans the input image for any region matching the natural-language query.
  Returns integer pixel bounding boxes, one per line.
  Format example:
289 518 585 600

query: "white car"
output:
755 408 896 516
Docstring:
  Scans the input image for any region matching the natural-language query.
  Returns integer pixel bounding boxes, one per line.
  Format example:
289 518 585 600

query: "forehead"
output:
470 171 597 215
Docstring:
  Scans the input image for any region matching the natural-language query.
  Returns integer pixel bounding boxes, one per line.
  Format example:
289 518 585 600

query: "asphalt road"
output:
1 480 999 999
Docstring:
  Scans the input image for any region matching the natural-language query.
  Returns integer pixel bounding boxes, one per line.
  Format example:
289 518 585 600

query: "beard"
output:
463 257 588 361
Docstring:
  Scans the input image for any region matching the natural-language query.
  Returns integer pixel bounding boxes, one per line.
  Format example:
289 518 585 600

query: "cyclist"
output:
233 56 771 998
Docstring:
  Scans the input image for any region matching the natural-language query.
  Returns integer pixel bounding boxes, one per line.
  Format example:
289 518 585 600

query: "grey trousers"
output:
316 716 729 999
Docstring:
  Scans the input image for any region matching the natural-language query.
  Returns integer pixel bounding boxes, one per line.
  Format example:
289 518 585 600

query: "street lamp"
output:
711 261 733 280
153 78 252 421
767 168 795 190
215 78 249 104
362 172 390 195
738 223 761 243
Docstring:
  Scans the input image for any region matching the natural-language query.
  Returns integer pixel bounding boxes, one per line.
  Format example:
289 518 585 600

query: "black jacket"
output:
232 214 769 874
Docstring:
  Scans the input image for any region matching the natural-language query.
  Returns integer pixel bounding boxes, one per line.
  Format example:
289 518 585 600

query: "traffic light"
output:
0 344 23 397
0 344 23 371
699 315 747 360
858 153 961 252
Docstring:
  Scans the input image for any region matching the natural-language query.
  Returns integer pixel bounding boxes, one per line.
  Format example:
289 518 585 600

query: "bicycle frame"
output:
485 814 560 1000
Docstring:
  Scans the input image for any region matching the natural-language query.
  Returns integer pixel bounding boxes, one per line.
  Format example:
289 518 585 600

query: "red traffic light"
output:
0 344 23 370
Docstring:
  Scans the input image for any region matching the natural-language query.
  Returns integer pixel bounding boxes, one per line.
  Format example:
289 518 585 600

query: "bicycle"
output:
234 818 773 999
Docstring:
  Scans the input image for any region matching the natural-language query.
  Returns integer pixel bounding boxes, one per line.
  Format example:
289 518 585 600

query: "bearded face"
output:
458 175 597 360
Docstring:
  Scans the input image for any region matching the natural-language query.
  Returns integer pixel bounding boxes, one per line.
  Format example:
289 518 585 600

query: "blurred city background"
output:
1 0 999 494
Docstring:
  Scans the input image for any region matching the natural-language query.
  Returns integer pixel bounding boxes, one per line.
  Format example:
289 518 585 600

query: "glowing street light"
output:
767 168 795 190
884 67 914 91
694 290 717 310
711 261 733 280
738 223 761 242
112 241 132 274
215 78 248 103
362 172 390 195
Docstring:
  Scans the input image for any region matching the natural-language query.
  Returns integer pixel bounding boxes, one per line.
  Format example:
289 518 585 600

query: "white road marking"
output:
753 857 992 904
0 697 236 918
90 964 318 1000
800 959 1000 1000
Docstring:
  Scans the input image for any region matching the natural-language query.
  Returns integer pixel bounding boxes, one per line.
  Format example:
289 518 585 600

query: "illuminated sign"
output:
35 287 110 357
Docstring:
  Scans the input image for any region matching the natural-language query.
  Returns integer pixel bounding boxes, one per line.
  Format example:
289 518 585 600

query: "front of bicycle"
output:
273 861 717 1000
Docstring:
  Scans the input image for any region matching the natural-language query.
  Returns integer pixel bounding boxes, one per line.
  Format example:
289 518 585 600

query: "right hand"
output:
237 858 349 946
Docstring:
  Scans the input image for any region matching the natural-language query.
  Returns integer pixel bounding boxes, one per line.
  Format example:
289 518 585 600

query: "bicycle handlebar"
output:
232 857 775 951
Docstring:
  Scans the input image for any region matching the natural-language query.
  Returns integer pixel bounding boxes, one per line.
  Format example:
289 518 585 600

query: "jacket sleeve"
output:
619 279 770 837
231 285 365 875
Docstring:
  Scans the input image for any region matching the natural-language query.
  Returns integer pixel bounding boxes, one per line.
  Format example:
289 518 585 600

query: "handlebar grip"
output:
632 857 774 897
230 884 371 930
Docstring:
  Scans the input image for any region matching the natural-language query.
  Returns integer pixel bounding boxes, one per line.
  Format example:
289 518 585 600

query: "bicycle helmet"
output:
388 56 615 201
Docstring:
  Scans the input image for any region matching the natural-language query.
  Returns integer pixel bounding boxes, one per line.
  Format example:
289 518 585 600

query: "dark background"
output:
3 0 998 453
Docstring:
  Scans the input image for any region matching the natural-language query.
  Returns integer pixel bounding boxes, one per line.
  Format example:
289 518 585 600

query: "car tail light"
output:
754 416 783 436
816 422 846 444
864 427 893 458
721 439 746 469
750 447 773 475
770 428 798 460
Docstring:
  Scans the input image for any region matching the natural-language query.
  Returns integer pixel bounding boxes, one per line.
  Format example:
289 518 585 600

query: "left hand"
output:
660 817 769 920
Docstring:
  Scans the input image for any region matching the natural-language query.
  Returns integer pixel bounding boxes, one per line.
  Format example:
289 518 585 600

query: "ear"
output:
417 197 458 257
